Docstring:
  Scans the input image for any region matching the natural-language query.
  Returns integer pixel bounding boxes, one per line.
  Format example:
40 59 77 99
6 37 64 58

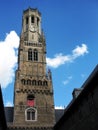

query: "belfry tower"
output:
12 8 55 129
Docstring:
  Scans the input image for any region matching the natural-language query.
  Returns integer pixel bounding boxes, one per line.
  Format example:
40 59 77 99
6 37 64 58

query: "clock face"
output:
30 25 37 32
30 25 34 31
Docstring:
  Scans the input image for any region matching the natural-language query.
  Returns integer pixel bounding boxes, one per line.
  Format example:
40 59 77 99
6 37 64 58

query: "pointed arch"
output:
38 80 42 86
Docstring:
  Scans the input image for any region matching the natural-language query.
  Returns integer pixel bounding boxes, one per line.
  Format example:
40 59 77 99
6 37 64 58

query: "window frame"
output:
25 107 37 121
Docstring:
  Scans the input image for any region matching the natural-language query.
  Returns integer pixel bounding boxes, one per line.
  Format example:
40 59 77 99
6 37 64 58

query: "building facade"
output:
8 8 55 130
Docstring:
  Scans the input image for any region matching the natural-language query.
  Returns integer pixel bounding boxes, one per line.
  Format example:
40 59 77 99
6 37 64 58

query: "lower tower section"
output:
13 71 55 127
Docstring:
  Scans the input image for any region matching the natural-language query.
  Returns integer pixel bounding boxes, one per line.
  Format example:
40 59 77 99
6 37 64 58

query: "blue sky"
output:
0 0 98 108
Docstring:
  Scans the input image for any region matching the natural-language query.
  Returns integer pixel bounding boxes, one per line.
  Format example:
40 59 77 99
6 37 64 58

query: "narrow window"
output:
31 111 35 120
32 80 36 85
38 80 42 86
37 17 39 27
27 80 31 85
43 81 48 86
28 49 33 61
31 16 34 23
26 17 29 24
27 111 30 120
33 49 38 61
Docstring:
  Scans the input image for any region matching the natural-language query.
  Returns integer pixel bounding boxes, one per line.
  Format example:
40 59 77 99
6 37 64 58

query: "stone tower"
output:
12 8 55 130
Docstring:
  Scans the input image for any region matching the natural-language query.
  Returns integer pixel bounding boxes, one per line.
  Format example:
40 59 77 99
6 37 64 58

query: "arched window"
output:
21 79 26 85
32 80 37 85
33 49 38 61
31 16 34 24
38 80 42 86
27 79 31 85
43 81 48 86
25 108 37 121
28 48 33 61
26 17 29 24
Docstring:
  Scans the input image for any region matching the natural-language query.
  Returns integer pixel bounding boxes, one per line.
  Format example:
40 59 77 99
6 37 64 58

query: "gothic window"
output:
27 79 31 85
33 49 38 61
21 79 26 85
31 16 34 24
38 80 42 86
28 48 33 61
43 81 48 86
25 108 37 121
32 80 36 85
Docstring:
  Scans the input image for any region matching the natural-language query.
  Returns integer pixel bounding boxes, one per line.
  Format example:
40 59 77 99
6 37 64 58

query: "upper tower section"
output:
22 8 41 42
18 8 46 76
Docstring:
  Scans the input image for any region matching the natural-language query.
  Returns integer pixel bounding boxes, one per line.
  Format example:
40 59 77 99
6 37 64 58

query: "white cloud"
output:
46 54 70 68
0 31 19 88
5 101 13 107
63 80 69 85
55 105 65 109
46 44 88 68
63 76 72 85
72 44 88 58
